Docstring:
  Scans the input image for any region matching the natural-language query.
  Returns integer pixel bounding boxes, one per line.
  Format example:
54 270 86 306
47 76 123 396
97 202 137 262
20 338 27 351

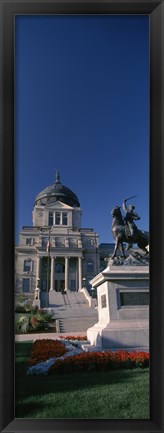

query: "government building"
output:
15 172 111 302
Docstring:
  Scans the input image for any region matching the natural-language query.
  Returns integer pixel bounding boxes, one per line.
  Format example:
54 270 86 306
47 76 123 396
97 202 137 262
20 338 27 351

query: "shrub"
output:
15 304 26 313
35 309 52 323
17 315 29 333
15 294 27 303
30 305 38 314
15 307 55 334
15 304 38 314
24 305 38 314
29 315 41 331
30 310 53 331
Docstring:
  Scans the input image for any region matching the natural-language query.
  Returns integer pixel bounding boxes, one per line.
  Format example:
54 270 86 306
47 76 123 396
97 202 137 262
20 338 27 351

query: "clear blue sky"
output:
15 15 149 245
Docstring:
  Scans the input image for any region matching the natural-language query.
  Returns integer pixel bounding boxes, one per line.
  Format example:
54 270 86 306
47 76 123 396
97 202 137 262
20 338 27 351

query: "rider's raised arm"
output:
122 199 128 213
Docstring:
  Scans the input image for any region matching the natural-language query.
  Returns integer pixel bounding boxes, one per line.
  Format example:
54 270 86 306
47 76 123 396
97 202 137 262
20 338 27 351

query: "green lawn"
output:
15 342 150 419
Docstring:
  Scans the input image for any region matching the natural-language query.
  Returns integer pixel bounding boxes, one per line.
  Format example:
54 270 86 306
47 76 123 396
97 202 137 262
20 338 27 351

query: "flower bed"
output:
15 308 56 334
49 350 149 374
27 337 149 376
28 339 67 366
60 335 87 341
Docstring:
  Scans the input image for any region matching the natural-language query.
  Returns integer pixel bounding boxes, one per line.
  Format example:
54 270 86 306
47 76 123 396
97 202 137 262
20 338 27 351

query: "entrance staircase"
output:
47 291 98 333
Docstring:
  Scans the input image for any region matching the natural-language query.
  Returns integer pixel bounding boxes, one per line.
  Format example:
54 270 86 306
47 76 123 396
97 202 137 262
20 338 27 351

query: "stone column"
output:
65 256 69 291
34 257 41 307
50 256 55 291
78 257 82 291
36 257 41 285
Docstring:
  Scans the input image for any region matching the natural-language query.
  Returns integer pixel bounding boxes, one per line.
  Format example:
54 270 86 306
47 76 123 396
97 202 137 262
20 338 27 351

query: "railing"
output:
80 287 97 308
55 319 60 333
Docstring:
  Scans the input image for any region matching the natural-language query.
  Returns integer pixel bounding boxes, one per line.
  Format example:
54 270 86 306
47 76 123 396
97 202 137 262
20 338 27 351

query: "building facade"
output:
15 172 100 298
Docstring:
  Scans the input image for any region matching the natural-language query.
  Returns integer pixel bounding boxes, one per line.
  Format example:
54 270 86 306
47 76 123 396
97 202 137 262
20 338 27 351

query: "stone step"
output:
48 291 89 309
59 317 97 333
66 291 88 303
59 315 98 325
52 311 98 319
47 289 98 333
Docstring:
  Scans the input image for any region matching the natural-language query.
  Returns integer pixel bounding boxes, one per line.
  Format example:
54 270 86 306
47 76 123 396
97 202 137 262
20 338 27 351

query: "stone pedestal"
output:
86 261 149 351
33 299 41 309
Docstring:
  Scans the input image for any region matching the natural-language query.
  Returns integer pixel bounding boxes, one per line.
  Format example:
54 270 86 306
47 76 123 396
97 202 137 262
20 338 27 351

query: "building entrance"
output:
55 279 65 293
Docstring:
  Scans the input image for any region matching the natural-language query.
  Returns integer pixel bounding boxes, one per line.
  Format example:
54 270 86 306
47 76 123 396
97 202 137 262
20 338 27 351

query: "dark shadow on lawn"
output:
15 362 149 396
15 372 148 419
15 398 131 420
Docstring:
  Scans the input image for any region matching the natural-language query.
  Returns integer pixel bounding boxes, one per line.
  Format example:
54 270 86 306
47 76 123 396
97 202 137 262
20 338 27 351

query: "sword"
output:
124 195 137 202
111 195 137 213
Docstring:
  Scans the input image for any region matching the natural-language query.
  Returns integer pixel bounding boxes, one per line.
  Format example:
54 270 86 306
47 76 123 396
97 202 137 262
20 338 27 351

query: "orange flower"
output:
49 350 149 374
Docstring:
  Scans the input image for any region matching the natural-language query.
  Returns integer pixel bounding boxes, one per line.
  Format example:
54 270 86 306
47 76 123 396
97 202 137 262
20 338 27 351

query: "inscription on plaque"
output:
120 291 149 307
101 294 107 308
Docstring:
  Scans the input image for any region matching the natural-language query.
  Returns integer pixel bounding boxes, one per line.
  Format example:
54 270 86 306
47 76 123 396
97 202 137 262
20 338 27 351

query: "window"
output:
87 261 93 273
54 212 68 225
42 237 48 247
55 212 61 225
49 212 53 226
23 278 30 292
62 212 68 225
26 238 33 245
55 263 65 273
24 259 32 272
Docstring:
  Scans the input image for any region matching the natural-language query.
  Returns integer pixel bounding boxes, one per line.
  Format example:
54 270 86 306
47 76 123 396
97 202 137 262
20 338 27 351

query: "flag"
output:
47 240 51 252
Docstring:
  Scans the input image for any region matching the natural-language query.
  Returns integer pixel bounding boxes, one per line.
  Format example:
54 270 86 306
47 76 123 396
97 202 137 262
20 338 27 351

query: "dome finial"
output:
55 169 60 183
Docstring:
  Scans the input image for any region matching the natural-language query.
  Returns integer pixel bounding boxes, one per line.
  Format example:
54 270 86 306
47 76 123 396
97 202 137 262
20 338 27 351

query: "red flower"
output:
59 335 87 341
49 350 149 374
28 339 67 366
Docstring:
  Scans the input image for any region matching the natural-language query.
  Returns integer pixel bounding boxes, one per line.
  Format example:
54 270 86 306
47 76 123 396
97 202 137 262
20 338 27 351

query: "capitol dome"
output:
34 171 80 208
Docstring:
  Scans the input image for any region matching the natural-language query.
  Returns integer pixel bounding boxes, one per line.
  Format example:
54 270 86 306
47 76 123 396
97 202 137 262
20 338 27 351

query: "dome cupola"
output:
34 171 80 208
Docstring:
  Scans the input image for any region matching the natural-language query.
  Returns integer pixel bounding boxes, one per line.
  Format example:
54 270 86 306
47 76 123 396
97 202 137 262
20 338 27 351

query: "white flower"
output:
27 357 55 376
26 338 85 376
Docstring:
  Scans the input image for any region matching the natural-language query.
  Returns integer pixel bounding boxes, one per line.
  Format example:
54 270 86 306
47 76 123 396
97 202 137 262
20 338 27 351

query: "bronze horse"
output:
111 206 149 259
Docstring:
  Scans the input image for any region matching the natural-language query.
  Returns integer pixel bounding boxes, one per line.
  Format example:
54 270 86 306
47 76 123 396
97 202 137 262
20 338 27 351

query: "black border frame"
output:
0 0 164 432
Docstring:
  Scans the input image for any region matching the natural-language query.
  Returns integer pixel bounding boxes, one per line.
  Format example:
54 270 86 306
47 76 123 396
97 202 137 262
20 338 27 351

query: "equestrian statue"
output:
111 196 149 259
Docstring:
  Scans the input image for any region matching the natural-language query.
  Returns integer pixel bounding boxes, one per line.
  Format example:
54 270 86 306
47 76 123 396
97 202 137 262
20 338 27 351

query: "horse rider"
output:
122 199 141 247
